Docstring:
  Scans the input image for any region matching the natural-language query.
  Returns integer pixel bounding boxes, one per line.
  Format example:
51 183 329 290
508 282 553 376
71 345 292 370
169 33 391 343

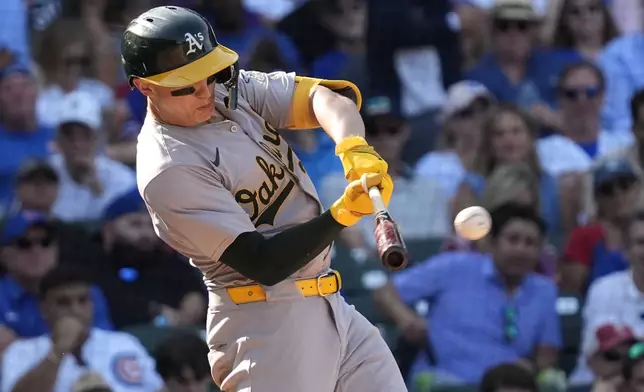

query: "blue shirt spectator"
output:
468 49 581 109
375 204 561 384
0 0 31 70
598 33 644 132
0 66 54 216
0 277 113 337
392 252 561 383
0 210 113 341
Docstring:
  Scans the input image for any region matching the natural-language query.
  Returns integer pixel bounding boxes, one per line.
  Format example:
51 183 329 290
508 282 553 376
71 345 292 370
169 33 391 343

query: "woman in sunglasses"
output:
551 0 619 61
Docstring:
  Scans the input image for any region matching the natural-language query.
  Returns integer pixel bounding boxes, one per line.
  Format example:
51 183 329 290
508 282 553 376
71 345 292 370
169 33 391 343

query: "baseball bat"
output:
362 176 409 270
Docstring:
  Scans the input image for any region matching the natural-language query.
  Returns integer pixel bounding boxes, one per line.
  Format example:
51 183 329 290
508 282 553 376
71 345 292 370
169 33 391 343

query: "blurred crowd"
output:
5 0 644 391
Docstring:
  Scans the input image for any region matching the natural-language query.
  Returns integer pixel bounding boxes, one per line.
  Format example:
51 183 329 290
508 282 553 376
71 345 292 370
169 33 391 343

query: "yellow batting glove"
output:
330 173 394 226
336 136 389 182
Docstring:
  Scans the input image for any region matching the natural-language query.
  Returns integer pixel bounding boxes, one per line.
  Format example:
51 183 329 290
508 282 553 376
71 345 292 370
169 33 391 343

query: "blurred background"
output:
4 0 644 391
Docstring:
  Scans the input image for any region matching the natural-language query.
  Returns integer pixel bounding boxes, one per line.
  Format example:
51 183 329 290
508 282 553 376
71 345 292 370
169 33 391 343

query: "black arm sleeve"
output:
219 211 345 286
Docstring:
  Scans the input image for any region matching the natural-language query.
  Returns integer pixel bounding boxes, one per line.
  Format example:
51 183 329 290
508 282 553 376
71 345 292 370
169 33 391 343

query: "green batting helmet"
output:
121 6 239 109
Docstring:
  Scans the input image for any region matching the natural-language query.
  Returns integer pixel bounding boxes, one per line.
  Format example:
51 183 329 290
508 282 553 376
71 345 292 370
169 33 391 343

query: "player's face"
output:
492 218 542 279
135 76 216 127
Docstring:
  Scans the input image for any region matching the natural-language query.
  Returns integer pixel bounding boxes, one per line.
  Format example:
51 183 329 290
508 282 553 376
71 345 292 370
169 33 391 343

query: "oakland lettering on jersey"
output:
235 156 294 227
234 122 309 227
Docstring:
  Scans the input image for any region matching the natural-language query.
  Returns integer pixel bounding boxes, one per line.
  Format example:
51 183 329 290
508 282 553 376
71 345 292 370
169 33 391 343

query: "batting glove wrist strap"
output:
335 137 388 182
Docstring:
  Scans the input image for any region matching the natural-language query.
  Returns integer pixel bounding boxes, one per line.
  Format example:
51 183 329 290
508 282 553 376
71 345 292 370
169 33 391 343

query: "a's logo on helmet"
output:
184 32 204 55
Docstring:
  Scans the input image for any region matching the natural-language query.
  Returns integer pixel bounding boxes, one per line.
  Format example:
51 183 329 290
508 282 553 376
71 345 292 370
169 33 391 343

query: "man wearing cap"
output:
91 188 206 330
0 65 55 217
414 80 495 198
467 0 579 131
13 159 59 216
0 210 113 352
562 158 642 293
48 91 136 222
570 323 637 385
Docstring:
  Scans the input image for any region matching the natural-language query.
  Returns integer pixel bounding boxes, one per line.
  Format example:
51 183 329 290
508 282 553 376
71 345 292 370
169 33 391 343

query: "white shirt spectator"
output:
536 132 634 177
50 153 135 221
569 270 644 383
36 78 114 129
320 171 451 247
1 328 163 392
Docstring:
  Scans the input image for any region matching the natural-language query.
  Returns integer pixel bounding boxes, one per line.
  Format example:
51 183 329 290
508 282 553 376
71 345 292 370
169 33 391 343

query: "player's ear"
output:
133 78 154 96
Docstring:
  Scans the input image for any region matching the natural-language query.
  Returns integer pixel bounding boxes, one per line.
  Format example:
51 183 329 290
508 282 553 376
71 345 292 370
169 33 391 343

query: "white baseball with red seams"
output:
454 206 492 240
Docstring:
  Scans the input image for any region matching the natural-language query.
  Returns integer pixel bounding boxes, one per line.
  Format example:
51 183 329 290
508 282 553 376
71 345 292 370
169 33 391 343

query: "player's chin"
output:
194 102 214 121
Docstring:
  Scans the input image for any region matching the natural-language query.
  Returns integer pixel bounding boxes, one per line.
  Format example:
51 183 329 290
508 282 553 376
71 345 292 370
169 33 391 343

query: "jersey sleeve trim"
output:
288 76 362 130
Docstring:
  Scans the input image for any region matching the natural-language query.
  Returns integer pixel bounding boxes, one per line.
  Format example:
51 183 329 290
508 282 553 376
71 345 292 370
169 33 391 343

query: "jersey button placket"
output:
231 125 238 133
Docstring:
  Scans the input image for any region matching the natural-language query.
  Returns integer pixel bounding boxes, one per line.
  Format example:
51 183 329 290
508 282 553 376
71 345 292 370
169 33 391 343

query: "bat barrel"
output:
374 212 409 270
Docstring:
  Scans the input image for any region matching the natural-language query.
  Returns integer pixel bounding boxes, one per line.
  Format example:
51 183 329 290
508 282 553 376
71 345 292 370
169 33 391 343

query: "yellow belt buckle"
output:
317 270 342 297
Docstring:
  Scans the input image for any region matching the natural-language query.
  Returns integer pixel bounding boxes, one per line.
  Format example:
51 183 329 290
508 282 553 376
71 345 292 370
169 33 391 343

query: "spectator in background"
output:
197 0 301 73
92 189 206 330
561 158 641 294
373 203 561 385
0 266 162 392
602 89 644 180
570 323 637 386
35 18 115 129
0 65 54 217
308 0 366 81
551 0 619 61
278 0 363 72
479 363 538 392
154 332 212 392
624 342 644 392
574 211 644 361
452 105 566 245
13 160 59 216
444 164 558 280
467 0 579 132
599 13 644 132
0 211 113 352
537 61 633 178
415 81 495 199
320 98 450 257
49 91 136 222
366 0 462 163
0 0 31 71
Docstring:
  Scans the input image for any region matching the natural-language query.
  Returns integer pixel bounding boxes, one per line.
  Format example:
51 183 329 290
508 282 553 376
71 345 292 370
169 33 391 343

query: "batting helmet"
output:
121 6 239 109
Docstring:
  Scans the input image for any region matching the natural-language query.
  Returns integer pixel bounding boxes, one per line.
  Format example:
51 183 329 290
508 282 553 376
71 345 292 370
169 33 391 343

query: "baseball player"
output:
122 6 406 392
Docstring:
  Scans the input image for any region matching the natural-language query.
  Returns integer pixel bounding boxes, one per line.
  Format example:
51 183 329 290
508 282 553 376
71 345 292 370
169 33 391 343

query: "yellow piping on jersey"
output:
288 77 362 130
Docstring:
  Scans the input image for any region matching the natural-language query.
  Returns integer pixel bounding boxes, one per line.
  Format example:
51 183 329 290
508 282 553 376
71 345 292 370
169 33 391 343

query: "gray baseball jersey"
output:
136 70 333 288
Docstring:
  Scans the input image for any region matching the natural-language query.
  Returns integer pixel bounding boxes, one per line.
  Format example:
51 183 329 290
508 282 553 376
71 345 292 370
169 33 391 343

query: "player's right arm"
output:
143 166 385 286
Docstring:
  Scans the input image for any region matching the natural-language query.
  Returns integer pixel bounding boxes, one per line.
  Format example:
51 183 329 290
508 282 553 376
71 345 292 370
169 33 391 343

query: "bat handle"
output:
361 175 386 212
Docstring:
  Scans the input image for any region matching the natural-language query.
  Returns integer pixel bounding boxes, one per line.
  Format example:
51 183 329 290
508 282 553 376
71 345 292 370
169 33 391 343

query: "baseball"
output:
454 206 492 240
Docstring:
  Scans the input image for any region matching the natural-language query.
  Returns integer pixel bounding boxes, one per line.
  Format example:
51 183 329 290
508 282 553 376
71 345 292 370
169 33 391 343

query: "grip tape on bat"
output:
373 211 408 270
